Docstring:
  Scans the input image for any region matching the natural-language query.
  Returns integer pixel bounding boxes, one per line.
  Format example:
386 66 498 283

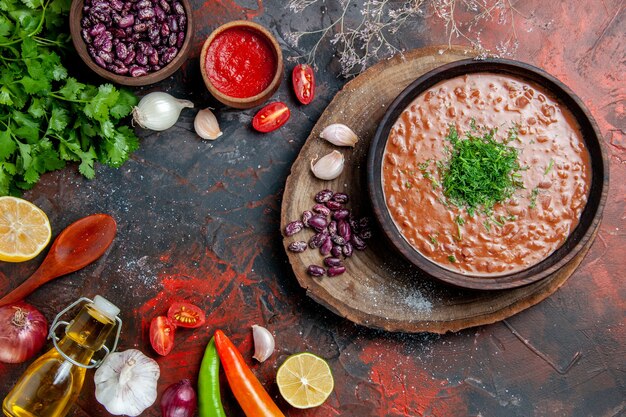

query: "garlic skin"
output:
311 150 344 180
320 123 359 147
252 325 275 362
94 349 160 416
132 92 194 131
194 108 223 140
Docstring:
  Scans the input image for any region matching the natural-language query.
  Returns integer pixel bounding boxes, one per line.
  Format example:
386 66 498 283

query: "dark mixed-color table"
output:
1 1 625 416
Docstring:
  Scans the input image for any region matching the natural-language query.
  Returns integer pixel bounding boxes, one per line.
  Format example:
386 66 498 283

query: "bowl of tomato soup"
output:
367 59 608 290
200 21 283 109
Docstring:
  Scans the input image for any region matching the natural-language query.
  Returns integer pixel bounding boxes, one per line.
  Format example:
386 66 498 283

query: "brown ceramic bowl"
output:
69 0 193 86
367 58 609 290
200 20 283 109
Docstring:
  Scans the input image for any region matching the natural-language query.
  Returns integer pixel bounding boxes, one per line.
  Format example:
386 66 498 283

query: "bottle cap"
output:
93 295 120 321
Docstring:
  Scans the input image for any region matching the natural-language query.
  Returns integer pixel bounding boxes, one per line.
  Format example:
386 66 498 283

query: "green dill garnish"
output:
429 234 438 247
529 187 539 208
418 160 430 171
491 217 504 227
405 181 412 189
507 125 521 143
483 219 492 232
455 216 465 225
448 255 457 263
469 118 477 131
544 159 554 175
441 126 523 213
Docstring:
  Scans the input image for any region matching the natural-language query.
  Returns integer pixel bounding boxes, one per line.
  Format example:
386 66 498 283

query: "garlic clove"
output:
194 108 223 140
320 123 359 147
311 150 344 180
252 325 275 362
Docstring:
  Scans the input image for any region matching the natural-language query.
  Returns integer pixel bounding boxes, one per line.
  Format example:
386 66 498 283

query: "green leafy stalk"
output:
0 0 139 195
441 126 523 215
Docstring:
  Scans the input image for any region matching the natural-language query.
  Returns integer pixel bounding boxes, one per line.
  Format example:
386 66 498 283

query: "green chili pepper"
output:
198 337 227 417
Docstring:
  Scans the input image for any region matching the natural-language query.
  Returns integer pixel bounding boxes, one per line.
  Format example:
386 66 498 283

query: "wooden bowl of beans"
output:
367 58 609 290
69 0 193 86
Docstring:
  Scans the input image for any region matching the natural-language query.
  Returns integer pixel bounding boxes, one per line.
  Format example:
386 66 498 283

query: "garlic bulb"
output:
320 123 359 147
252 325 275 362
132 92 194 131
311 150 344 180
94 349 160 416
194 108 222 140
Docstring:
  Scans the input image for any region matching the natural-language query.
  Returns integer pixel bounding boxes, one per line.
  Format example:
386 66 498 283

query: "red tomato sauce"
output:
205 27 277 98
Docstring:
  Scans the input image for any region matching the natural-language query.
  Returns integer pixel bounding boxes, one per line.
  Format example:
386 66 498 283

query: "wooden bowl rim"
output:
69 0 194 86
366 58 609 290
199 20 284 109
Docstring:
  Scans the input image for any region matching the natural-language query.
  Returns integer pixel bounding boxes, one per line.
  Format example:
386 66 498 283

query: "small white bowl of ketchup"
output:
200 20 283 109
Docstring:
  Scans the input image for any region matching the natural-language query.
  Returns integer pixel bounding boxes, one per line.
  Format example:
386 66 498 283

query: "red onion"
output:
0 302 48 363
160 379 197 417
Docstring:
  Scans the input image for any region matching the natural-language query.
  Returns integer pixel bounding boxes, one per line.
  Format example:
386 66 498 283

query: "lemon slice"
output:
276 352 334 409
0 197 51 262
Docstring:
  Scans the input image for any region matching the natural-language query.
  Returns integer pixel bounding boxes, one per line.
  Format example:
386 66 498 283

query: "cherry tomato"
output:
292 64 315 105
252 102 290 133
150 316 175 356
167 302 206 329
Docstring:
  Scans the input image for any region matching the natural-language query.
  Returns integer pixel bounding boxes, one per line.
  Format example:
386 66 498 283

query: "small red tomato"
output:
292 64 315 105
252 102 290 133
167 302 206 329
150 316 175 356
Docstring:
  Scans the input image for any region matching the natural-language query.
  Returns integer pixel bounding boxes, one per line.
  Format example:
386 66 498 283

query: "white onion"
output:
132 92 194 131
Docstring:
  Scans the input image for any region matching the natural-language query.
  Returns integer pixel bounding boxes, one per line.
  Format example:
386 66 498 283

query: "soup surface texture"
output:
382 73 591 276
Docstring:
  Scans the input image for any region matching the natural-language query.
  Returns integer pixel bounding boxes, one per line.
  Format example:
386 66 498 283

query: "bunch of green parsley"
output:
0 0 139 195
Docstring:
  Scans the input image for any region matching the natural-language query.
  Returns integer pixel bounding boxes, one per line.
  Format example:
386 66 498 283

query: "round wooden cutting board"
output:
280 46 599 334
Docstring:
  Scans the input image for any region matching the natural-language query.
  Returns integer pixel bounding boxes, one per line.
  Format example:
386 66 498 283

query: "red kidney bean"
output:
136 51 148 66
167 15 178 32
94 55 107 68
135 0 151 9
320 237 332 256
81 29 92 43
97 49 113 63
160 22 170 37
138 7 155 20
176 31 185 48
123 50 136 65
325 200 342 211
112 28 126 38
331 245 343 257
315 189 334 203
284 220 304 236
342 242 353 257
115 42 128 59
118 14 134 28
308 232 328 249
301 211 313 227
307 265 325 277
88 22 106 36
154 5 166 22
288 241 307 253
331 234 346 246
338 220 351 241
332 193 349 203
308 215 328 231
312 204 331 217
351 234 366 250
177 14 186 29
327 266 346 277
173 1 184 14
152 64 162 71
327 220 337 236
129 65 148 77
324 257 343 267
168 32 177 47
159 0 170 12
148 51 159 66
110 64 129 75
111 0 124 11
133 22 148 32
332 209 349 220
162 47 178 64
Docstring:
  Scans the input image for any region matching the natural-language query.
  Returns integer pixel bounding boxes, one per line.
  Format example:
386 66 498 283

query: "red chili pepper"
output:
213 330 285 417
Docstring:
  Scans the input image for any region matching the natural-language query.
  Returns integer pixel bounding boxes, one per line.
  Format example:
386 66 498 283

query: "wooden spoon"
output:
0 214 117 306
